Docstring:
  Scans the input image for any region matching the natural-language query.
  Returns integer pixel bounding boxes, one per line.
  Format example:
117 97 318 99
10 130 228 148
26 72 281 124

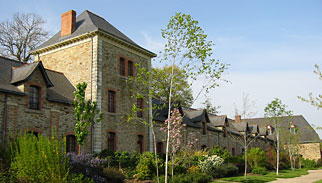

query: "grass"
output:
211 169 309 183
313 180 322 183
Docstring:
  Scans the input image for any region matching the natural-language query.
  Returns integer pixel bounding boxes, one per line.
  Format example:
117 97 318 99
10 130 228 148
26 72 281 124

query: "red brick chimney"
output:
61 10 76 37
235 115 241 123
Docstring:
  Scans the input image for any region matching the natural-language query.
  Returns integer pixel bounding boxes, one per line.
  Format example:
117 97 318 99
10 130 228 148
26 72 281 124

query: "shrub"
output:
114 151 139 169
198 154 224 174
103 167 125 183
210 145 231 162
11 133 69 183
301 158 318 169
212 164 239 178
188 165 200 173
67 152 107 183
135 152 163 180
170 173 212 183
251 166 267 175
68 173 94 183
247 148 267 168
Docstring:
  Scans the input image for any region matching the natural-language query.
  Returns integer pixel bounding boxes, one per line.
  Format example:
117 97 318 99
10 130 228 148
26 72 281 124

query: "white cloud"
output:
140 31 164 54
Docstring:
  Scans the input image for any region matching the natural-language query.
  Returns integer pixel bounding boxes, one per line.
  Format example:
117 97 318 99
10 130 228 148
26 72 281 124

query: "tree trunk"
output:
244 134 247 180
276 130 280 176
165 56 176 183
78 145 81 155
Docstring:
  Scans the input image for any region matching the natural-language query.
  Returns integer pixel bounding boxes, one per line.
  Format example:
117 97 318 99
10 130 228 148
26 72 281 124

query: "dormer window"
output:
290 122 296 134
29 85 40 110
267 125 273 135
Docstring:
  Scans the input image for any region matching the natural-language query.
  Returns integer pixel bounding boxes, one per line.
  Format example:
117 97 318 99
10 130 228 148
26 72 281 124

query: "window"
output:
202 121 206 135
29 86 40 110
201 145 207 150
119 57 126 76
108 90 116 113
66 135 77 153
223 127 227 138
27 131 39 138
137 98 143 117
137 135 144 154
157 142 163 154
128 61 134 77
107 132 116 151
232 148 235 156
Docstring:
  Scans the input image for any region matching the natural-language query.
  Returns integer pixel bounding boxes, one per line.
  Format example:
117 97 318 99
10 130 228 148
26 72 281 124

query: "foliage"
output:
203 97 221 115
0 13 49 63
210 145 231 162
247 148 267 168
198 154 224 174
170 173 212 183
74 82 103 148
135 152 163 180
67 152 107 183
160 108 185 154
103 167 126 183
10 133 69 183
152 65 194 107
251 166 268 175
114 151 140 170
301 158 318 169
160 12 228 182
68 173 94 183
264 98 293 118
212 164 239 178
265 147 290 170
188 165 200 173
298 64 322 109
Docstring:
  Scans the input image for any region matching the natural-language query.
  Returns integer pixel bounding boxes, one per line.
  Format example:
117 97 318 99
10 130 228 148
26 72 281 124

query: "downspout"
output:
2 94 8 149
90 33 94 154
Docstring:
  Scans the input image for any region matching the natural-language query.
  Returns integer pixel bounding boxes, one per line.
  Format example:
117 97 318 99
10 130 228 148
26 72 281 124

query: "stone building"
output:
0 10 320 160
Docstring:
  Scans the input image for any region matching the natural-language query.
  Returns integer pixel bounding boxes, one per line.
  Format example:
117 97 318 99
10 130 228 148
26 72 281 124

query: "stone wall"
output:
36 38 93 99
0 68 75 147
98 36 150 152
298 143 321 161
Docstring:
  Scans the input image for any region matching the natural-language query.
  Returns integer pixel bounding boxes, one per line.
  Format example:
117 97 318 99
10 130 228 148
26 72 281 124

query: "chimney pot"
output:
61 10 76 37
235 115 241 123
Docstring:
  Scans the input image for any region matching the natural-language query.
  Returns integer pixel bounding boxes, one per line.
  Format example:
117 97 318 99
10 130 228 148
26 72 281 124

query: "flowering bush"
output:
198 155 224 174
67 153 107 183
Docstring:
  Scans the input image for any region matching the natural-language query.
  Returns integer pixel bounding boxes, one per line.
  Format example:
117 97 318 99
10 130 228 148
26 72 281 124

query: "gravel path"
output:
269 169 322 183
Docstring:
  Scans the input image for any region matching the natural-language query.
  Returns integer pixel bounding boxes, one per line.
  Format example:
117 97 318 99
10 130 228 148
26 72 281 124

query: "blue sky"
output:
1 0 322 136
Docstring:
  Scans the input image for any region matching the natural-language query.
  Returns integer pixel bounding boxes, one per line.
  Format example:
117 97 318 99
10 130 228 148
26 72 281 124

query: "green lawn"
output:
211 169 309 183
313 180 322 183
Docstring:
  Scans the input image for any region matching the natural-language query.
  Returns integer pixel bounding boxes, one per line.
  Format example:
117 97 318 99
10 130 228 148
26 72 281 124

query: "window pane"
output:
119 58 125 76
29 86 39 110
128 61 133 76
137 98 143 117
108 91 115 113
137 135 143 154
66 135 76 153
108 132 115 151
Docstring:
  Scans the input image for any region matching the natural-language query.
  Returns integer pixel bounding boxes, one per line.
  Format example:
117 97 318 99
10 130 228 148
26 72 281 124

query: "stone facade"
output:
298 143 321 161
0 68 75 145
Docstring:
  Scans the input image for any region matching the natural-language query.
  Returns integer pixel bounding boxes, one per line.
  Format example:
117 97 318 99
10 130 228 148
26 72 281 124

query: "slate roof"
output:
209 115 227 127
11 62 53 87
0 56 75 104
33 10 155 57
234 116 320 143
184 109 210 123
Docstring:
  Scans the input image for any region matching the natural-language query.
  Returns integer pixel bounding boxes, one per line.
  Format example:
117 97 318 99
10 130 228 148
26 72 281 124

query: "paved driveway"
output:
270 169 322 183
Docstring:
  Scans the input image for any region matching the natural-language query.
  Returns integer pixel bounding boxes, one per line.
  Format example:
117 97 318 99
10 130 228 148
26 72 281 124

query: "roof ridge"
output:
45 68 64 74
84 10 106 21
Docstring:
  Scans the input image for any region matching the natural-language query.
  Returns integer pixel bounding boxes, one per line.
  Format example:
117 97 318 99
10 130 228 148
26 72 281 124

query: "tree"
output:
264 98 292 176
298 64 322 109
203 97 221 115
152 65 193 107
231 93 259 180
0 13 49 63
160 12 228 183
74 82 103 154
280 124 300 170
